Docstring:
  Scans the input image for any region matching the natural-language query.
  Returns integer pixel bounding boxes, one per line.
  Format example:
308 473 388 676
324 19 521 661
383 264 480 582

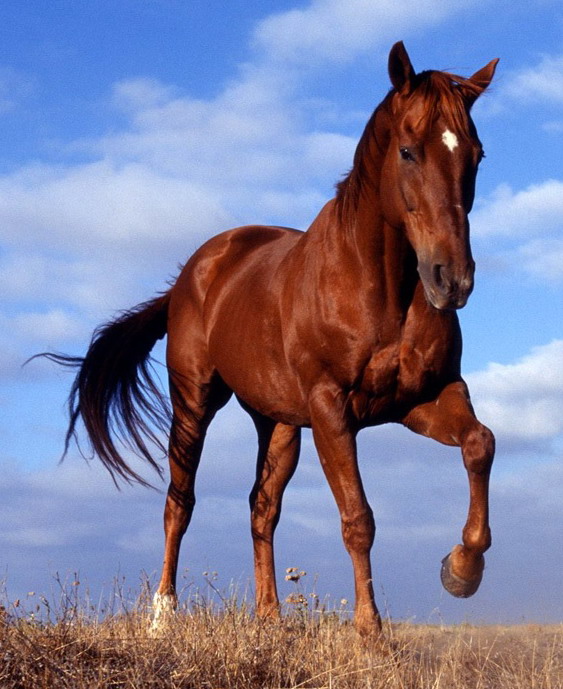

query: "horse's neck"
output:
304 193 419 316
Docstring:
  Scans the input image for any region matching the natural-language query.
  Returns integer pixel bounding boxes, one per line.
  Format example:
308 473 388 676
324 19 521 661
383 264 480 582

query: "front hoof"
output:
440 552 483 598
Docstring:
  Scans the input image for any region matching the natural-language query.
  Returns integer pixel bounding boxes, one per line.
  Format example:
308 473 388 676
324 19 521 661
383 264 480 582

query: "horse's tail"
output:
42 293 171 486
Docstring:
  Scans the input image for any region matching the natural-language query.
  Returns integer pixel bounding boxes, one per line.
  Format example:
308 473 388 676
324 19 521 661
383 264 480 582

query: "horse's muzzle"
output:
418 261 475 310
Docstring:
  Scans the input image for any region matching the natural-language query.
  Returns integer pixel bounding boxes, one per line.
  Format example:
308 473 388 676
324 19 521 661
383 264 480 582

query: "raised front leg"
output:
310 386 381 636
403 380 495 597
249 419 301 619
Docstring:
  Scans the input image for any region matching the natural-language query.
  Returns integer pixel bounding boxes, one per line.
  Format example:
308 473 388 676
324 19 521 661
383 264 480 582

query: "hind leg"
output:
403 380 495 597
152 371 231 627
248 415 301 619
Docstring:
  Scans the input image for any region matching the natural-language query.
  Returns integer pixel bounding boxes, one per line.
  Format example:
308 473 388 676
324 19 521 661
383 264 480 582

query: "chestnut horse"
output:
48 42 498 635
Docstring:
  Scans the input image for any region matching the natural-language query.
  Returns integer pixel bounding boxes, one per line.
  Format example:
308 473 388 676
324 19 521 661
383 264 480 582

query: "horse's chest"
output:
355 328 454 421
396 337 448 394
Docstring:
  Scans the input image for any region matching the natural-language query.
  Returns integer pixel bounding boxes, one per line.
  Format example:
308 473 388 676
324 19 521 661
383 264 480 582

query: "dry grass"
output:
1 578 562 689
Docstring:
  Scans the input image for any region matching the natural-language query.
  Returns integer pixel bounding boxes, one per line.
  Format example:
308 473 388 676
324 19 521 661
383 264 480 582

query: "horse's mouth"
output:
424 287 470 311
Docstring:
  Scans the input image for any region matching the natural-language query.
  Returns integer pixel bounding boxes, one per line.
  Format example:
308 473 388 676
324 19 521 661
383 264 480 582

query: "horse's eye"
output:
400 146 415 162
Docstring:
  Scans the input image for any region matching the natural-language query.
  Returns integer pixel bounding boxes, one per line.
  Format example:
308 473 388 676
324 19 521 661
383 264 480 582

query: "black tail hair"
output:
39 293 171 486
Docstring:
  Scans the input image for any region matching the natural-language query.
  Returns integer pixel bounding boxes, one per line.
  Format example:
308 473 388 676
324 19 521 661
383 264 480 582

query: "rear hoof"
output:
440 553 483 598
353 608 383 639
149 592 177 635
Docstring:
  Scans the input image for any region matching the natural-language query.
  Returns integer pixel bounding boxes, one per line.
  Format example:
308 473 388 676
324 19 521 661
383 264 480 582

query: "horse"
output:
46 42 498 636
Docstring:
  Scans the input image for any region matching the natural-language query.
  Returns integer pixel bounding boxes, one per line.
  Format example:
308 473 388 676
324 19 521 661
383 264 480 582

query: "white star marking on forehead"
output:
442 129 459 152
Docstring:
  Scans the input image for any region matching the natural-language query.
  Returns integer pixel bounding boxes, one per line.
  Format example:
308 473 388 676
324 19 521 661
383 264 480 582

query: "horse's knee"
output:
166 481 195 511
250 496 280 544
342 507 375 554
164 485 195 537
462 425 495 474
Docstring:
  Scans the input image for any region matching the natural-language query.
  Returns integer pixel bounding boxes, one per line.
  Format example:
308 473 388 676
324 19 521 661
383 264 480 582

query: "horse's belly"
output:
212 337 310 426
206 282 309 424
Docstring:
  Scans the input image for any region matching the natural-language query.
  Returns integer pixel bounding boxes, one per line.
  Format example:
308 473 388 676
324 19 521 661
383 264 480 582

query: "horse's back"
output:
172 223 302 310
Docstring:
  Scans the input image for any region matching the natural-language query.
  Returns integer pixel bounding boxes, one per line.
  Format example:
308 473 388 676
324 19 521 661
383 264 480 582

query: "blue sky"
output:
1 0 562 624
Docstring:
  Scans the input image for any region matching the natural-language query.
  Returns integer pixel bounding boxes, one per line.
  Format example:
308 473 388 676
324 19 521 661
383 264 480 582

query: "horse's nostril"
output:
432 264 461 298
433 264 446 290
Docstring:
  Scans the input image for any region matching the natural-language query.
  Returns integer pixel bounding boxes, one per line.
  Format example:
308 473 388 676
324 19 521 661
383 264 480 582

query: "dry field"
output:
1 579 562 689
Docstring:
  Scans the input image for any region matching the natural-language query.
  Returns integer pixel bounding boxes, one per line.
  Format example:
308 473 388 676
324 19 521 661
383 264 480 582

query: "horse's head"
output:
379 42 498 310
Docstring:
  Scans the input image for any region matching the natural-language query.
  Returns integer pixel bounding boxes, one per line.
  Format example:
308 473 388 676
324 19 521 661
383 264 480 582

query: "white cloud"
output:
96 71 300 183
0 159 238 335
0 161 232 257
504 53 563 105
112 77 181 113
0 344 24 379
471 180 563 239
518 238 563 282
0 460 162 554
0 252 145 314
0 66 34 114
466 340 563 442
304 132 357 178
87 74 353 222
543 120 563 133
0 308 87 380
8 309 84 343
471 179 563 283
253 0 477 66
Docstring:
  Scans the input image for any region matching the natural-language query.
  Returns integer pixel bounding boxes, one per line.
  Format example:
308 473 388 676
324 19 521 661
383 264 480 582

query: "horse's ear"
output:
464 58 499 106
388 41 415 93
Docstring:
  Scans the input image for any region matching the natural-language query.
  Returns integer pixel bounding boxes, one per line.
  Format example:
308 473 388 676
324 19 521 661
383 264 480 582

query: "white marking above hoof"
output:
442 129 459 152
149 592 177 635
